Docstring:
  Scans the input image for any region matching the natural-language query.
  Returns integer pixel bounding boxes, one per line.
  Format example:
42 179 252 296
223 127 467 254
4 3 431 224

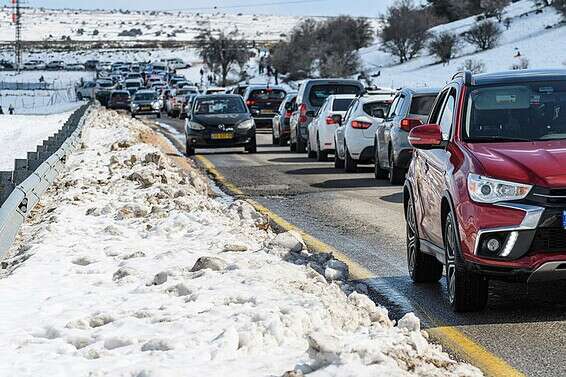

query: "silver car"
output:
374 87 439 184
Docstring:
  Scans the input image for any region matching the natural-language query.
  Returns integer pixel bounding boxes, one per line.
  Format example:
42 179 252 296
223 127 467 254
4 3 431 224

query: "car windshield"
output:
249 89 286 100
134 92 157 101
126 82 141 88
309 84 362 107
410 95 437 116
98 81 113 88
464 82 566 142
332 98 354 111
194 97 246 114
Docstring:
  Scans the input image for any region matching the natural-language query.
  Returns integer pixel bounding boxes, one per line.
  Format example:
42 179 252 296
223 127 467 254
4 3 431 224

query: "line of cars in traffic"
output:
0 57 190 72
272 70 566 313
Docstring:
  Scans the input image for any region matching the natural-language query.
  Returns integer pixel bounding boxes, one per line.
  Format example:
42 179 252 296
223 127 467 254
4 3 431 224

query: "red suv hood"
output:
466 141 566 188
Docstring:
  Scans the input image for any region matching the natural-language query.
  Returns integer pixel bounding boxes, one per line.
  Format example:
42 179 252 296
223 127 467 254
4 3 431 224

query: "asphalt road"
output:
153 115 566 377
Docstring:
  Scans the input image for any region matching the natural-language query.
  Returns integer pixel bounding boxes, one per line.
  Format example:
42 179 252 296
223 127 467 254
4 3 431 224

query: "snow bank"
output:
0 107 481 377
0 110 76 170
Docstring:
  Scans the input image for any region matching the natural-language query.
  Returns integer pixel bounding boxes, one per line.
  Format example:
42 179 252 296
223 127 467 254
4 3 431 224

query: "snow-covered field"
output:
363 1 566 88
0 110 78 170
0 107 481 377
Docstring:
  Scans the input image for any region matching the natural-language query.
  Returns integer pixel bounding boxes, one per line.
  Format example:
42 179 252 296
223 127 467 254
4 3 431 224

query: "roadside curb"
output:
194 154 525 377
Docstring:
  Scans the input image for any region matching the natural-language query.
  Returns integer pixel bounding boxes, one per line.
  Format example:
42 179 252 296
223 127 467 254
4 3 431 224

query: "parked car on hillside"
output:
307 94 356 161
374 87 439 184
130 90 161 118
85 60 100 70
404 69 566 312
272 92 297 146
107 90 131 110
46 60 65 70
334 91 395 172
75 81 97 100
185 94 256 156
290 79 365 152
243 85 287 127
65 63 86 71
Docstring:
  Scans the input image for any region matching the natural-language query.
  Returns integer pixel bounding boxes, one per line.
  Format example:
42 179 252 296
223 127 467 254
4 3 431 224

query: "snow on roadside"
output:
0 107 482 377
0 110 77 170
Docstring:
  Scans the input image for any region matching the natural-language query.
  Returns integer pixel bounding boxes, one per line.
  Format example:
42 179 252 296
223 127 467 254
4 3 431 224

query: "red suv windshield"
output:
463 81 566 142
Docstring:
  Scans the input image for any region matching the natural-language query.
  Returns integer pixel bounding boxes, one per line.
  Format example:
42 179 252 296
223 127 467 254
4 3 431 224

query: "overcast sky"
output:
25 0 395 17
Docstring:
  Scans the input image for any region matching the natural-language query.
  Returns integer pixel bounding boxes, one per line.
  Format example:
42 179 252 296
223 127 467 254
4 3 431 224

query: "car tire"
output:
307 138 316 158
272 129 279 145
389 149 405 185
186 141 195 157
406 193 443 283
296 136 306 153
316 135 328 162
157 113 161 119
444 211 488 312
344 145 357 173
374 141 388 179
246 137 257 154
131 114 136 118
279 136 287 147
334 139 344 169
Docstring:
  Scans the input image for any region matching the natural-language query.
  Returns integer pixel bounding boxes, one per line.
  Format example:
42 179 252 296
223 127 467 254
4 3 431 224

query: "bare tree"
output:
463 20 502 50
553 0 566 18
379 0 434 63
480 0 510 21
195 31 251 87
429 32 460 63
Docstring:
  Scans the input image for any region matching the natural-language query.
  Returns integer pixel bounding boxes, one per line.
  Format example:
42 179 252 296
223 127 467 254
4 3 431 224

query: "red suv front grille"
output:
531 228 566 253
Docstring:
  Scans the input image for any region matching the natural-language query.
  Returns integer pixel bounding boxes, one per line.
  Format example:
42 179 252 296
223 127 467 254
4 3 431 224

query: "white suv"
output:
307 94 356 161
334 92 395 172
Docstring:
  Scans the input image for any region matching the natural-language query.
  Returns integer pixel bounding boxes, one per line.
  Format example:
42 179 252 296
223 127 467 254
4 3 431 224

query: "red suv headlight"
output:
467 174 532 203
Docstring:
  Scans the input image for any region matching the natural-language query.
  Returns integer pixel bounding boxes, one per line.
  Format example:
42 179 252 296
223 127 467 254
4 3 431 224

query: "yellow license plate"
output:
211 132 234 140
260 109 274 115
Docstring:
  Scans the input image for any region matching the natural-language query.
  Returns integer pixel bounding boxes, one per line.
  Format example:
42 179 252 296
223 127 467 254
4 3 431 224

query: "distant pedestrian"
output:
259 56 265 75
8 105 14 115
274 69 279 85
39 75 45 83
513 47 521 58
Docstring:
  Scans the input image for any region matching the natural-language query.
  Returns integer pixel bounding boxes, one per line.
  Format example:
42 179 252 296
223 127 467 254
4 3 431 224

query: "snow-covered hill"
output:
0 6 380 42
362 1 566 89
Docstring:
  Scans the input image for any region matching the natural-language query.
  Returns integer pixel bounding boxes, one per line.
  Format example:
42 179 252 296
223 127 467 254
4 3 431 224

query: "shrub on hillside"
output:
480 0 510 21
118 28 143 37
379 0 435 63
463 20 502 50
459 58 486 74
429 32 460 63
553 0 566 18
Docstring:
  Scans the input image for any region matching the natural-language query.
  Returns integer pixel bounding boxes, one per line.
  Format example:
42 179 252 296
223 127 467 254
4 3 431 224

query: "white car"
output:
65 63 85 71
307 94 355 161
334 92 395 172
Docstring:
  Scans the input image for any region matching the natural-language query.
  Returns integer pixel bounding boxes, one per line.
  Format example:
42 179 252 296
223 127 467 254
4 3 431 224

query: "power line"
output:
170 0 329 11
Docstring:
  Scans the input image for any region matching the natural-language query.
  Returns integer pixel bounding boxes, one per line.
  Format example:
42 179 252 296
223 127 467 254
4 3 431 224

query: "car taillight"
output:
285 110 293 118
299 103 308 124
351 120 372 129
246 100 256 106
326 116 337 125
400 118 423 132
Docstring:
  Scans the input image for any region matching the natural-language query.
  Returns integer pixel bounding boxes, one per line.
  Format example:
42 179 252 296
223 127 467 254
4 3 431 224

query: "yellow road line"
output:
195 154 525 377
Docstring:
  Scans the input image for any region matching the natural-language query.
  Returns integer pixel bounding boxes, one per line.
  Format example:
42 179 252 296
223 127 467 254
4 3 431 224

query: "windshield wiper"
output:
465 136 532 143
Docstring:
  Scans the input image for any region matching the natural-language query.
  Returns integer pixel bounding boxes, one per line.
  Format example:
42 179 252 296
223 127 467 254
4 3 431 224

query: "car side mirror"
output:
408 124 446 150
331 114 342 125
373 109 385 119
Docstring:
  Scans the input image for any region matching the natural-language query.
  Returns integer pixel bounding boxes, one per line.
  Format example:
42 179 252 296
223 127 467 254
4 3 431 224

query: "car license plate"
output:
211 132 234 140
260 109 274 115
142 105 151 110
563 211 566 229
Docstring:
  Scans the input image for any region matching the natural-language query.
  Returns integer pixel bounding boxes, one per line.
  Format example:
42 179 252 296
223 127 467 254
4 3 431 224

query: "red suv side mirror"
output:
408 124 445 150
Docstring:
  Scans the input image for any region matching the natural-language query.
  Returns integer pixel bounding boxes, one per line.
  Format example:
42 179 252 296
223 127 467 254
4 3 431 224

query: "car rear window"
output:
410 95 437 116
363 101 392 117
134 92 157 101
309 85 362 107
332 98 354 111
249 89 286 101
112 92 129 99
125 82 141 88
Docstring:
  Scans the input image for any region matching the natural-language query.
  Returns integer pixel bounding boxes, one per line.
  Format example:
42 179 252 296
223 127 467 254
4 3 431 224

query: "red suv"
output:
404 69 566 312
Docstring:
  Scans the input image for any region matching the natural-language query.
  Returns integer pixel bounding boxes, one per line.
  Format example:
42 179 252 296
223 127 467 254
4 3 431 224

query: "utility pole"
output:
12 0 23 72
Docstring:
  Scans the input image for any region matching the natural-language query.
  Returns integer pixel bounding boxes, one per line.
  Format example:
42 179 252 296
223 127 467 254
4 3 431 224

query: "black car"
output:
107 90 131 110
185 95 256 156
243 85 287 127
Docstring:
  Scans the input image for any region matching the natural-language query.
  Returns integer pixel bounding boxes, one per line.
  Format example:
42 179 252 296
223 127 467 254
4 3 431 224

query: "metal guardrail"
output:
0 103 91 259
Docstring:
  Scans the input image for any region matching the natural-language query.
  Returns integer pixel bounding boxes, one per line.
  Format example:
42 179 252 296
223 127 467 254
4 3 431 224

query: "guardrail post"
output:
27 152 41 171
0 172 15 205
37 145 51 162
13 159 31 186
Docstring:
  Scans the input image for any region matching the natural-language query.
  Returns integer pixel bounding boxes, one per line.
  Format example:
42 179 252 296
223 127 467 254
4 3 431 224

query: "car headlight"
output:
187 121 205 131
238 119 255 130
467 174 532 204
132 103 139 109
152 101 160 109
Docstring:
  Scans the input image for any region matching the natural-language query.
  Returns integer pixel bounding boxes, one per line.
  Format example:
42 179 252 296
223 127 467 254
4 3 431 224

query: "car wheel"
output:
131 114 136 118
344 145 357 173
157 113 161 119
279 136 287 147
246 137 257 153
334 139 344 169
296 132 306 153
444 211 488 312
272 128 279 145
389 149 405 185
374 140 388 179
307 137 316 158
406 193 443 283
186 141 195 156
316 135 328 162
